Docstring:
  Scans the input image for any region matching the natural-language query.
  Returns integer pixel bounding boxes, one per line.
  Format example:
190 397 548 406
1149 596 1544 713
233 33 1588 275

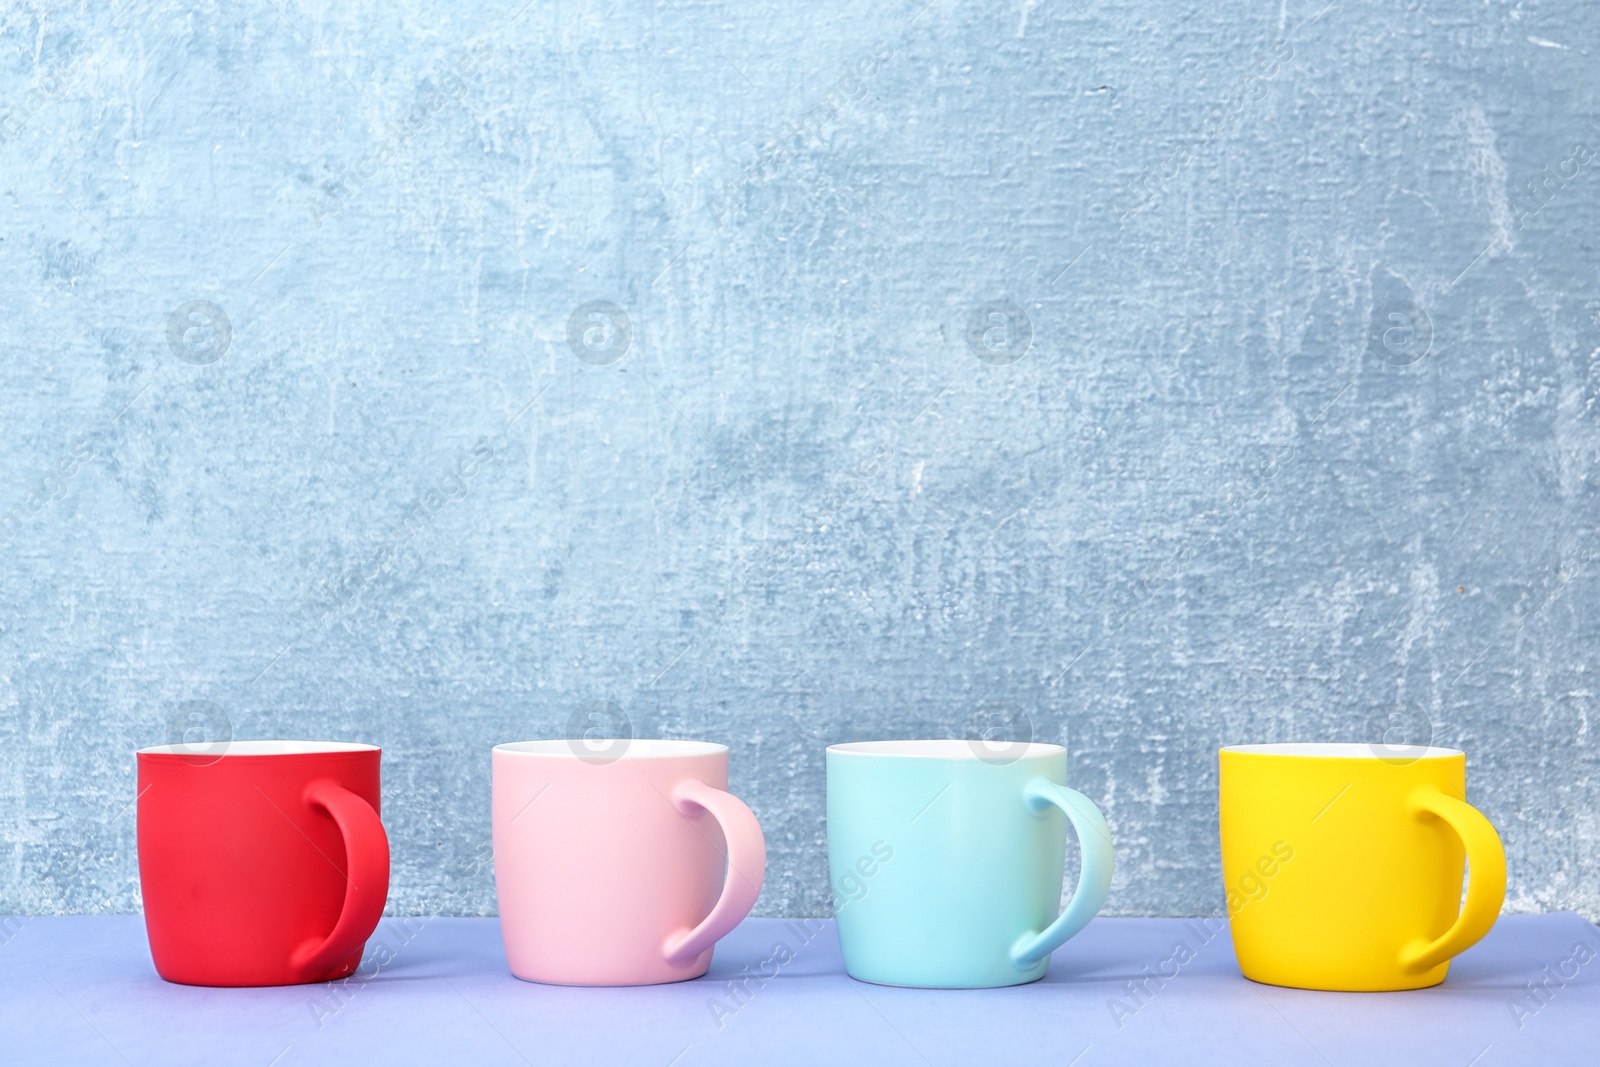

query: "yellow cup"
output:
1219 743 1505 991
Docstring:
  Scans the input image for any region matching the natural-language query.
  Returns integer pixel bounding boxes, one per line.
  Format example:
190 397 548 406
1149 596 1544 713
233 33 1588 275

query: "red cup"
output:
136 740 390 987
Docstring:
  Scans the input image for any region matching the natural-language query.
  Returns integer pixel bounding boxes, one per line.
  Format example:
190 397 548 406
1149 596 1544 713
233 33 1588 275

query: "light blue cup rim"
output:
826 739 1065 760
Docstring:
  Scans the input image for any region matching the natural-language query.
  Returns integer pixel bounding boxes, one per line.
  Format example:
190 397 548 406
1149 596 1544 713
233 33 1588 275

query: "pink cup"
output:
491 739 767 985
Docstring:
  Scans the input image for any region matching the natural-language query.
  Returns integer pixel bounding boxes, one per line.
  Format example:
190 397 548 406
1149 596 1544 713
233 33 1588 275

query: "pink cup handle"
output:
290 780 391 980
662 779 767 966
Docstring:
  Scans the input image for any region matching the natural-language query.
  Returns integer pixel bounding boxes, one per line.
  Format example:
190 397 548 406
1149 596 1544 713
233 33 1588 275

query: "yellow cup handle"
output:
1399 784 1506 974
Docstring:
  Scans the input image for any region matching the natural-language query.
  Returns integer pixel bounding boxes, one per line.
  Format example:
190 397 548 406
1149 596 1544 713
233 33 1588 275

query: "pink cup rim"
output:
494 739 725 759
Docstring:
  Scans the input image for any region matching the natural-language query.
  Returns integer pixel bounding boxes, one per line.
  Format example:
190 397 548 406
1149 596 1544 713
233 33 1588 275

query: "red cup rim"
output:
137 739 379 757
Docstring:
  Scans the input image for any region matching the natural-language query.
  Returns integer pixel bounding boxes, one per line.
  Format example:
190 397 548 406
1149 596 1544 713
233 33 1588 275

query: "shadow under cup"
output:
1219 743 1507 992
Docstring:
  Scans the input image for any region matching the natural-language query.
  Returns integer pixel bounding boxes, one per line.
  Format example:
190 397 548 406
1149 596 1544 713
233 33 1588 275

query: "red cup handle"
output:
662 779 766 966
289 779 391 981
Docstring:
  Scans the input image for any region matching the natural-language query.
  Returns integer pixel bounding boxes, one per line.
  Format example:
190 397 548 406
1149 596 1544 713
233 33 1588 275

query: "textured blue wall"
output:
2 0 1598 919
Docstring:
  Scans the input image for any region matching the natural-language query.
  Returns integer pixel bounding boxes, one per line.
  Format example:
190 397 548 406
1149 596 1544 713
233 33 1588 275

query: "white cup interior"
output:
494 739 727 759
827 739 1064 759
1222 742 1461 759
138 740 378 756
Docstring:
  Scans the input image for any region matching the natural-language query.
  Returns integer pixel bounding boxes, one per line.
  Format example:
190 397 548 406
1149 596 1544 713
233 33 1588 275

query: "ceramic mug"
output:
1219 743 1506 991
492 739 766 985
137 740 390 987
826 740 1114 988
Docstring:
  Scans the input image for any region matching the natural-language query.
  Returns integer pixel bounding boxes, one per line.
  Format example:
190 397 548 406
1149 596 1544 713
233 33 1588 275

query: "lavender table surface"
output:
2 914 1595 1066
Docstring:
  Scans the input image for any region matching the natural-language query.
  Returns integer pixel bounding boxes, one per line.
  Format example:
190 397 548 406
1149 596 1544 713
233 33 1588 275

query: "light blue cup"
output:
826 739 1113 988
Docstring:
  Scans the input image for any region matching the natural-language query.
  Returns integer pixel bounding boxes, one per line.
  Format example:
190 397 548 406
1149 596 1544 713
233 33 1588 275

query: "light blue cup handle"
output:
1010 776 1115 967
